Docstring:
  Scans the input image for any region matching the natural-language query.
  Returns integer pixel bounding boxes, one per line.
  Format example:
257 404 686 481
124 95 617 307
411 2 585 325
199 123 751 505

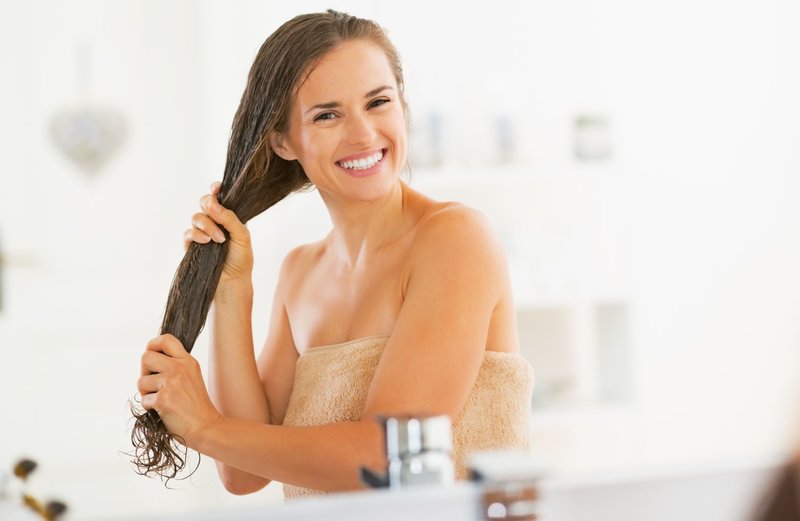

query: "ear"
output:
269 132 298 161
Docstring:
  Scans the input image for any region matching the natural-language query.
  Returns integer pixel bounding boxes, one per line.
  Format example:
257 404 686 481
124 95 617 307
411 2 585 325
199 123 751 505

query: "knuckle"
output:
189 230 209 243
191 212 206 226
215 204 230 219
167 333 185 352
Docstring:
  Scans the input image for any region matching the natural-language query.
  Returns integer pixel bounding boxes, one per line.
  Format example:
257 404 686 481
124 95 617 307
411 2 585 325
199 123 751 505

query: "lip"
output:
335 148 387 178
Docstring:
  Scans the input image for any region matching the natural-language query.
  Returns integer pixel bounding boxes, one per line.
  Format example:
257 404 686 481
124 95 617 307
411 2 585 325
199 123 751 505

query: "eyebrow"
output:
304 85 394 115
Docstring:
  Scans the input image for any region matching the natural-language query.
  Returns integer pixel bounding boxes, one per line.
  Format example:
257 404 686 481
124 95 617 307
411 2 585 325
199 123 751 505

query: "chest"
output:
285 249 410 350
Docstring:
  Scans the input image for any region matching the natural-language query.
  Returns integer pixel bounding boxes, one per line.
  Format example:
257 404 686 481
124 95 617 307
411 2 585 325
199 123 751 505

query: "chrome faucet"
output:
359 414 455 489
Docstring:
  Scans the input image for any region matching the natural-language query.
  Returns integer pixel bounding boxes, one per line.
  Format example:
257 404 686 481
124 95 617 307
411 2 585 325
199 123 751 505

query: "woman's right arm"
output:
209 273 298 494
187 184 299 494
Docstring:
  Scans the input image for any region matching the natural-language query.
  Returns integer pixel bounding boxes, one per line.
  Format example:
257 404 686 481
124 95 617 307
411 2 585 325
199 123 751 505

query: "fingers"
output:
138 369 163 413
199 193 248 242
137 341 209 427
183 228 207 251
140 350 171 376
137 373 162 395
198 193 217 216
146 334 188 358
183 183 251 258
193 212 226 242
139 335 196 411
183 210 225 250
140 391 157 412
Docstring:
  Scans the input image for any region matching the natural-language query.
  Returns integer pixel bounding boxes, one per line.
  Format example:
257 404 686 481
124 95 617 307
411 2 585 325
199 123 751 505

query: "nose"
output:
345 112 377 146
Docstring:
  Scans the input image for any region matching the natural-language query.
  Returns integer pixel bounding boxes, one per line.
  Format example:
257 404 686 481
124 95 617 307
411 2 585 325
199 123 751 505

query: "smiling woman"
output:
268 40 407 205
130 9 534 500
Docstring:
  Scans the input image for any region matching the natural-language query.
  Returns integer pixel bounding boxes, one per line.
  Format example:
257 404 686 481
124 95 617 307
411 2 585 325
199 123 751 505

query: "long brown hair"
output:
129 9 407 481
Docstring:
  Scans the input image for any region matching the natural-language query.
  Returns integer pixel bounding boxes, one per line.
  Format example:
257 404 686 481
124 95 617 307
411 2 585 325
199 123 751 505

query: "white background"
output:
0 0 799 519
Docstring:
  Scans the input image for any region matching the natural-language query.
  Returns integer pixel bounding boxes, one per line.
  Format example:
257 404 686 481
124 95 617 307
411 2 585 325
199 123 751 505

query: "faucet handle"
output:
358 466 389 489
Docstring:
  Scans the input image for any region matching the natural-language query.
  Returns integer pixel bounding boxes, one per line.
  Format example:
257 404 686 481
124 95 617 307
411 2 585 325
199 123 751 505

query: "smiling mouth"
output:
336 149 385 171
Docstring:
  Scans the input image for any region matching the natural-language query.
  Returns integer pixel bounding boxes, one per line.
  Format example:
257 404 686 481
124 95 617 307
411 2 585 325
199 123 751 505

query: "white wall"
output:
0 0 798 519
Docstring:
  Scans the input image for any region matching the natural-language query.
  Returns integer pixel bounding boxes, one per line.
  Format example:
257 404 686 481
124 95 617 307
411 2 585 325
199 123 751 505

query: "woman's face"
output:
273 39 407 203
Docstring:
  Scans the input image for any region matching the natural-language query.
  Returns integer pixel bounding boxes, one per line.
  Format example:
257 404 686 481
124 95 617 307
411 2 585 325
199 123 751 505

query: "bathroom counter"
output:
144 456 782 521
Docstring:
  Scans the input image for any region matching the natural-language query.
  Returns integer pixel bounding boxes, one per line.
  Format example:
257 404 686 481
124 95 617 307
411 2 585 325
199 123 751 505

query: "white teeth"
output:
338 150 383 170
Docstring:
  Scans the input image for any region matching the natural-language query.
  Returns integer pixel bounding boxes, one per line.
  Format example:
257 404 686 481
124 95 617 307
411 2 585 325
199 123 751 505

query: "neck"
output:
319 181 408 269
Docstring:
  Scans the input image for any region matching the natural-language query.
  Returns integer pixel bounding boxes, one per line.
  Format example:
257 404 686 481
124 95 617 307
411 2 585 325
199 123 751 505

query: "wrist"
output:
189 411 225 453
214 278 254 302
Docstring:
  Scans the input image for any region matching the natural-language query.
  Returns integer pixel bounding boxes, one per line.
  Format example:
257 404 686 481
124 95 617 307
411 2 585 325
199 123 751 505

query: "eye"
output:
368 98 390 109
314 112 337 122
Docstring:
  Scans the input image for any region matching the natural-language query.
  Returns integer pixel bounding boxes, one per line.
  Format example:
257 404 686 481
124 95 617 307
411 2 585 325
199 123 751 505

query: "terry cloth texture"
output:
281 335 534 500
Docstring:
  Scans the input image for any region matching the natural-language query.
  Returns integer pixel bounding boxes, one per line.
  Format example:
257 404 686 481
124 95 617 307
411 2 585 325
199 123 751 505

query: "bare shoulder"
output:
413 202 505 264
405 201 507 297
276 239 326 292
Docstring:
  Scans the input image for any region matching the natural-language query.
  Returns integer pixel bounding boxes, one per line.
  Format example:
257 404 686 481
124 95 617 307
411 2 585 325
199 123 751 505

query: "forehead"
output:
295 40 396 106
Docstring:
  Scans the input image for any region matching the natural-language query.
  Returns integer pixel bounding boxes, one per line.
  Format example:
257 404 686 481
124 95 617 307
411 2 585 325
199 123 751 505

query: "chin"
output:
347 177 400 203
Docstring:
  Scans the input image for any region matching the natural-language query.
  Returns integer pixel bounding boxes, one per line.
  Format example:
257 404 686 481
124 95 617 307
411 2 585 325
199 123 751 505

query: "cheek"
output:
390 121 408 153
295 130 331 164
390 112 408 145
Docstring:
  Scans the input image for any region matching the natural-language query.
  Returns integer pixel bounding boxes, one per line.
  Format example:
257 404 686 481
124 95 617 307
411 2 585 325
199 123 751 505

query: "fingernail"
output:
214 231 226 243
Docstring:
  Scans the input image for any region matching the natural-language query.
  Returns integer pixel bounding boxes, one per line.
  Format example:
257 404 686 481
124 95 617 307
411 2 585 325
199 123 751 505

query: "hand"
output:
137 334 221 447
183 182 254 284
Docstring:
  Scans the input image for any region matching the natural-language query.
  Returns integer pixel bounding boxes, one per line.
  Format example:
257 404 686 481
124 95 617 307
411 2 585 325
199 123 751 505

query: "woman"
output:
136 10 533 499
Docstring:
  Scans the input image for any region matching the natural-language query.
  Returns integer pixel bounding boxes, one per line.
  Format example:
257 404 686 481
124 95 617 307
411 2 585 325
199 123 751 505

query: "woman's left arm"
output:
139 206 507 492
361 205 506 422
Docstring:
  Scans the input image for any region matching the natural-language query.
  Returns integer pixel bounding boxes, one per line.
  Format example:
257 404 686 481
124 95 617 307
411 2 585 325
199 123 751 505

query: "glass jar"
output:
469 450 544 521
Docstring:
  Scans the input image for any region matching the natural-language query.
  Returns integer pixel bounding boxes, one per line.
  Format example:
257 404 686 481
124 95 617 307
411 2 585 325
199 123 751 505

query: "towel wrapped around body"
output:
281 335 535 499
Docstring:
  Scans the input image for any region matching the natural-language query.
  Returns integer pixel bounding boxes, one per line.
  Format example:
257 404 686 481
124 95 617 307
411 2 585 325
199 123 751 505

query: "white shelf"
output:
409 162 627 184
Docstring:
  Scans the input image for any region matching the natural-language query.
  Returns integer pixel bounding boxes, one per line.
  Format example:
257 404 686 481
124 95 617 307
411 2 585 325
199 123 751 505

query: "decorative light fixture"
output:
49 45 127 176
50 107 126 174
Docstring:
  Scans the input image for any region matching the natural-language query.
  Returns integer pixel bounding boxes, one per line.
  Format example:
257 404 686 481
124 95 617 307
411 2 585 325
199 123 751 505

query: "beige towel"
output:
281 335 535 499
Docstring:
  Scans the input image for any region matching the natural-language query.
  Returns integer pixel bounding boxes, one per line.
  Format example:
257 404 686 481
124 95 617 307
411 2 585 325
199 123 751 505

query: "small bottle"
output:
469 450 543 521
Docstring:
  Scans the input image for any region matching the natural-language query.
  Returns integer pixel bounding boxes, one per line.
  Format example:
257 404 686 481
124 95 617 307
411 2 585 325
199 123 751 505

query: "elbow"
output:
223 479 268 496
218 466 270 495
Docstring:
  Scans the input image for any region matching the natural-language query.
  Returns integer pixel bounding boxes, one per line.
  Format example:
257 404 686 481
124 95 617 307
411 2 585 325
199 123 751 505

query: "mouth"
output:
335 148 386 173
